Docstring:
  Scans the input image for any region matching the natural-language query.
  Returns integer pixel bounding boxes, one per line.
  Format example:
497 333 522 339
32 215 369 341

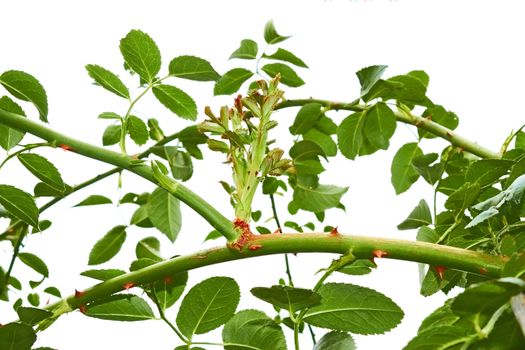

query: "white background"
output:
1 0 524 349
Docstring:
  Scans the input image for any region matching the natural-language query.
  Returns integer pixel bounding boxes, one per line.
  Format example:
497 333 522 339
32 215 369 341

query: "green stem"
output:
269 193 294 287
0 109 237 241
3 225 27 286
120 82 155 154
151 287 189 344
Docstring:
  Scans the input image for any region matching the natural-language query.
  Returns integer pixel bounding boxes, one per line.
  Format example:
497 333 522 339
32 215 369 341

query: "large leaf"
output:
119 29 161 83
250 285 321 312
147 187 181 242
0 185 39 227
85 64 129 99
88 226 127 265
364 102 396 150
176 276 240 337
152 84 197 121
293 184 348 212
264 20 290 44
16 307 53 326
229 39 258 60
127 115 148 145
391 143 423 194
222 310 286 350
0 96 25 150
397 199 432 230
150 271 188 311
18 252 49 278
313 331 356 350
289 103 323 135
289 140 326 161
74 194 112 207
261 63 305 87
303 283 404 334
214 68 253 95
337 112 367 160
168 55 220 81
356 65 388 96
0 70 48 122
84 294 155 321
0 322 37 350
18 153 65 192
263 48 308 68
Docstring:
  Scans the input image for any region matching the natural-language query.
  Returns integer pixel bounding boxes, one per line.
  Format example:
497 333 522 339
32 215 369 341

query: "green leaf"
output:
263 48 308 68
0 185 38 227
337 259 376 276
129 258 157 271
102 124 121 146
0 96 25 150
150 271 188 311
16 307 52 326
85 64 129 99
204 229 223 242
337 112 367 160
293 184 348 212
18 252 48 278
289 103 323 135
74 194 112 207
168 55 220 81
147 187 181 242
294 159 325 175
502 253 525 278
17 153 65 192
261 63 305 87
84 294 155 321
412 153 444 185
135 236 162 261
391 142 423 194
445 182 480 211
119 29 161 83
176 276 240 337
264 20 290 44
250 285 321 312
152 84 197 121
213 68 253 95
404 326 470 350
88 226 127 265
229 39 258 60
466 159 514 187
356 65 388 96
363 102 397 150
126 115 148 146
0 70 48 122
313 331 356 350
165 148 193 181
418 105 458 139
304 128 337 157
27 293 39 307
408 70 429 87
222 310 286 350
289 140 326 161
516 131 525 150
98 111 121 120
0 322 36 350
303 283 404 334
43 286 61 298
80 269 126 281
397 199 432 230
147 118 164 141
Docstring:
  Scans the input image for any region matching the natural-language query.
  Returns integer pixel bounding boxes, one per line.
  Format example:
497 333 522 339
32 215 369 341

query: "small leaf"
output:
152 84 197 121
176 276 240 337
264 20 290 44
356 65 388 96
0 96 25 150
150 271 188 311
80 269 126 281
261 63 305 87
102 124 121 146
16 307 52 326
98 112 121 120
293 184 348 212
0 70 48 122
147 187 181 242
213 68 253 95
135 236 162 261
391 143 423 194
126 115 148 146
0 185 39 227
84 294 155 321
263 48 308 68
18 252 48 278
303 283 404 334
363 102 396 150
230 39 258 60
73 194 112 207
147 118 164 141
204 229 223 242
43 286 61 298
17 153 65 192
397 199 432 230
169 55 220 81
165 148 193 181
88 226 127 265
250 285 321 312
337 112 367 160
85 64 129 99
313 331 356 350
119 29 161 83
337 259 376 276
27 293 40 307
0 322 37 350
289 103 323 135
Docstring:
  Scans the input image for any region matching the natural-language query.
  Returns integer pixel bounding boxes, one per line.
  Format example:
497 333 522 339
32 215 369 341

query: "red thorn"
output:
123 282 135 290
330 227 340 236
79 305 87 314
74 289 86 298
372 249 388 258
60 144 73 151
163 276 173 285
479 267 488 275
435 266 446 280
446 131 453 138
273 228 282 235
248 244 262 251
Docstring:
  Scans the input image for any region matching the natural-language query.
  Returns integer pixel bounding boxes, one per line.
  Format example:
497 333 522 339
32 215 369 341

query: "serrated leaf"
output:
102 124 121 146
80 269 126 281
0 70 48 122
176 276 240 337
304 128 337 157
364 102 397 150
130 204 152 227
263 48 308 68
289 103 323 135
229 39 258 60
222 310 286 350
126 115 148 146
119 30 161 83
403 326 470 350
337 111 367 160
356 65 388 96
313 331 356 350
152 84 197 121
74 194 112 207
84 294 155 321
16 307 52 326
391 142 423 194
88 226 127 265
264 20 290 44
293 184 348 212
0 185 39 227
18 252 48 278
397 199 432 230
169 55 220 81
147 187 181 242
17 153 65 192
150 271 188 311
0 96 25 150
303 283 404 334
251 285 321 312
214 68 253 95
261 63 304 87
85 64 129 99
0 322 36 350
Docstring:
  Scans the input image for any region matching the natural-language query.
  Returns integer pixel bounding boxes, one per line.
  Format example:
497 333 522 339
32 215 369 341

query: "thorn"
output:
123 282 135 290
372 249 388 258
79 305 87 314
330 227 340 236
74 289 86 298
163 276 173 285
248 244 262 251
435 266 446 280
60 144 73 151
272 228 282 234
445 131 453 138
479 267 488 275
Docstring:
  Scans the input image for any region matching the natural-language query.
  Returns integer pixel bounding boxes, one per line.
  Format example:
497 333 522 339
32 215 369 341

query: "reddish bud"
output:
74 289 86 298
372 249 388 258
164 276 173 285
79 305 87 314
248 244 262 251
60 144 73 151
435 265 446 280
234 94 243 113
123 282 135 290
330 227 340 236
